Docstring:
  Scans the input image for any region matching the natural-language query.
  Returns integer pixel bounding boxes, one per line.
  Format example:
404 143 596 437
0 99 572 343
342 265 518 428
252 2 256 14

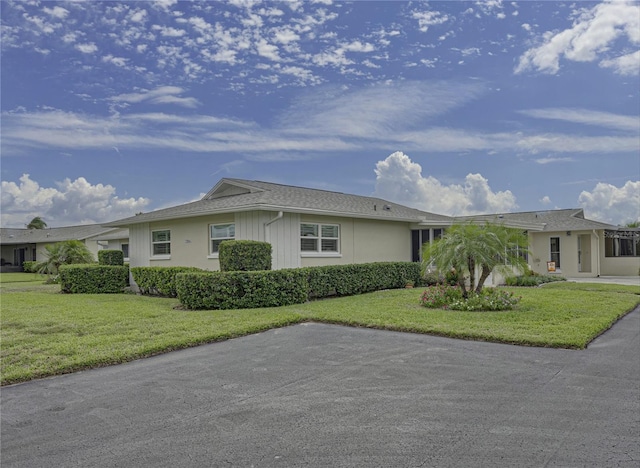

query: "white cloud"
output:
519 108 640 132
412 9 449 32
373 152 518 216
1 174 150 227
110 86 200 108
578 180 640 225
256 39 281 61
516 1 640 75
152 25 186 37
600 50 640 75
540 196 552 205
42 6 69 19
75 43 98 54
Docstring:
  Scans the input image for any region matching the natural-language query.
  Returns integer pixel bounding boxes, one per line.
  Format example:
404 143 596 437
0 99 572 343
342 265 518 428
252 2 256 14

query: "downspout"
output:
265 211 284 228
593 230 601 277
264 211 283 269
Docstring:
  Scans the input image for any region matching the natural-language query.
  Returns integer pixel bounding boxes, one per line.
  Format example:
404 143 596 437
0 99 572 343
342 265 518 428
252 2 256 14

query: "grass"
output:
1 272 638 386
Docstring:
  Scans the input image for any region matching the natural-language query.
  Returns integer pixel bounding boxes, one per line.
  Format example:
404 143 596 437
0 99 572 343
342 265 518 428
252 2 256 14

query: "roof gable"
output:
204 179 266 200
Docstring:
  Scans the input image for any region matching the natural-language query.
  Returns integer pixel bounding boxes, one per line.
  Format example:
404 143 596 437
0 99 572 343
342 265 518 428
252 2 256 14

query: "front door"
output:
578 234 591 273
14 248 26 267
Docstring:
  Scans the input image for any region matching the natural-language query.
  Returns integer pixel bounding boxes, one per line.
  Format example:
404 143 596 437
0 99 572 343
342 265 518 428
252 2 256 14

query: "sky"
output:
1 0 639 229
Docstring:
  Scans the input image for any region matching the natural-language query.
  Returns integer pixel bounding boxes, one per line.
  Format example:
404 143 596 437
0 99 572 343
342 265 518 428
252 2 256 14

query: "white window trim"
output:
209 223 235 258
151 229 171 260
300 222 341 257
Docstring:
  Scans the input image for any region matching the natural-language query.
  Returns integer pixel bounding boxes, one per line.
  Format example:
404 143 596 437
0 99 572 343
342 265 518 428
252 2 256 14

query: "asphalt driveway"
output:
2 308 639 467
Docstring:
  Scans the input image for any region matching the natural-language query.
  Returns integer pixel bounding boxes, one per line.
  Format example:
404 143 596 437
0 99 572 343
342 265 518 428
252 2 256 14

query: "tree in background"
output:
422 222 529 297
36 240 94 276
27 217 47 229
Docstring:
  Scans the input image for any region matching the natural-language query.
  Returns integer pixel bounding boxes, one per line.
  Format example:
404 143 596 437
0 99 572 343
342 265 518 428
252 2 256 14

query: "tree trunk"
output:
467 256 475 294
475 265 492 293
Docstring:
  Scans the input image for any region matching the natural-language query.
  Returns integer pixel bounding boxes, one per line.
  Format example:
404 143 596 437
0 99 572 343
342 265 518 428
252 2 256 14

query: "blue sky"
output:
1 0 639 228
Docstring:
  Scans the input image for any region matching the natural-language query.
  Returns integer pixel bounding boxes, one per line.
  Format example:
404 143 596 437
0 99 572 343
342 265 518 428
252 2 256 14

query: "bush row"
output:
59 264 129 294
306 262 421 298
130 266 204 297
504 275 566 287
132 262 421 310
176 269 308 310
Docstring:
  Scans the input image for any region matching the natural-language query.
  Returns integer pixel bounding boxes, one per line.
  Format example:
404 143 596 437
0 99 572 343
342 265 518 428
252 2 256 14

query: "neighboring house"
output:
0 225 129 271
87 228 131 262
103 178 454 277
459 209 640 278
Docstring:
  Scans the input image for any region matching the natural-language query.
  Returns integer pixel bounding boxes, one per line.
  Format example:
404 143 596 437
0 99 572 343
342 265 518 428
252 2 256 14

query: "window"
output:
550 237 560 268
122 243 129 259
152 230 171 256
605 230 640 257
300 223 339 254
210 223 235 254
411 229 431 262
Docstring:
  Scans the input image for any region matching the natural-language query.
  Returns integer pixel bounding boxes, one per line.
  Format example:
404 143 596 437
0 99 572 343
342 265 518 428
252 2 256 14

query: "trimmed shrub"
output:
504 275 566 287
305 262 421 299
176 269 308 310
219 240 272 271
131 266 204 297
59 264 129 294
98 250 124 266
22 261 38 273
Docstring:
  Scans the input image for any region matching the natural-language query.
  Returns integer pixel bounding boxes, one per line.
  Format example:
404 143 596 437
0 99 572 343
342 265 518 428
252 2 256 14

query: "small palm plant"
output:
36 240 95 278
422 222 529 298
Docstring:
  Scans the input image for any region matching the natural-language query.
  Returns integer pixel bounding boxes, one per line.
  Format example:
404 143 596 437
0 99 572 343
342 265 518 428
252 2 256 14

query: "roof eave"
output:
103 203 449 226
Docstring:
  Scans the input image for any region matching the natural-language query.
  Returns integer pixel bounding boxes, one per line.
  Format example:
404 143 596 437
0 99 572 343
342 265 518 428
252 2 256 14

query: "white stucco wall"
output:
299 215 411 267
528 230 599 277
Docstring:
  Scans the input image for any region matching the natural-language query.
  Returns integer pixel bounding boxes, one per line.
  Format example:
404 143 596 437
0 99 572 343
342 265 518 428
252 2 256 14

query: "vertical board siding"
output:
129 223 150 268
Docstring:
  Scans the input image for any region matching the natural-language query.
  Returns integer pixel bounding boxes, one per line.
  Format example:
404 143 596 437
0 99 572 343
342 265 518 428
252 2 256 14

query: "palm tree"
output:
422 222 529 297
27 216 47 229
36 240 95 276
474 223 529 293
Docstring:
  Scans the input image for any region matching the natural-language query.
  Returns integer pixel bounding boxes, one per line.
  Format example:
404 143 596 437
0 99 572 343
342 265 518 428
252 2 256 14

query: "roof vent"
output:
383 205 391 211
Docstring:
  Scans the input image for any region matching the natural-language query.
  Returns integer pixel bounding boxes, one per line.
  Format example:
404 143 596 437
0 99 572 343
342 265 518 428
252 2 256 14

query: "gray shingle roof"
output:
104 178 454 227
0 225 118 245
456 209 616 232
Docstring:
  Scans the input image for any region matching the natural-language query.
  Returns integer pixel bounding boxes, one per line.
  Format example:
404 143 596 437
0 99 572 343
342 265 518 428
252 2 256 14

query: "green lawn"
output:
1 272 638 386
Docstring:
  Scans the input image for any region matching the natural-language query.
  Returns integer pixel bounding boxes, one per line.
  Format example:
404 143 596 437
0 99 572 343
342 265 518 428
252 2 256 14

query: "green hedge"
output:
98 250 124 266
22 261 38 273
305 262 422 298
504 275 567 287
59 264 129 294
131 266 204 297
176 269 308 310
175 261 421 310
219 240 272 271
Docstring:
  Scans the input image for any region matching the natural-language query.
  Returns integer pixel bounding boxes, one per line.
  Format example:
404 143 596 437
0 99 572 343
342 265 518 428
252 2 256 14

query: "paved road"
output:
2 309 639 467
